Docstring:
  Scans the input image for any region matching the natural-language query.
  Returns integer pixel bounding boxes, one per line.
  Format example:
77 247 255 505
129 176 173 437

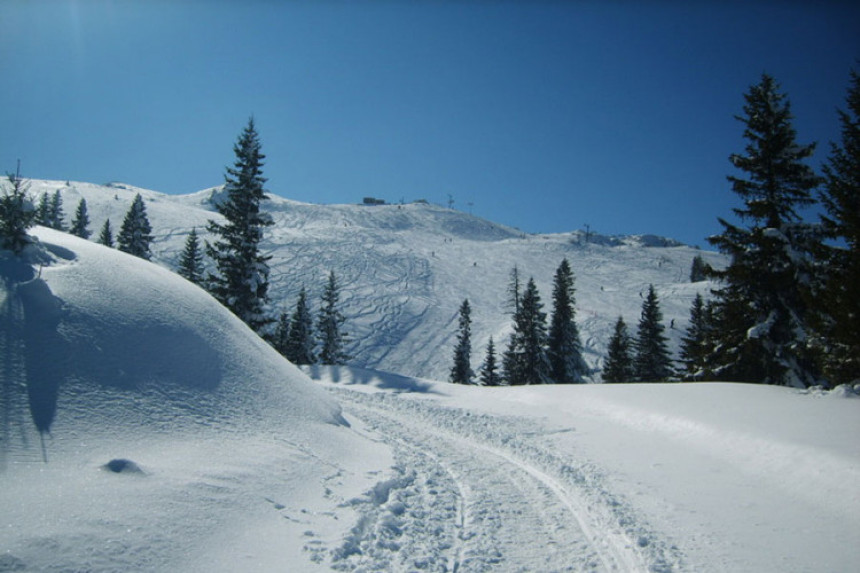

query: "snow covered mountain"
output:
26 180 726 381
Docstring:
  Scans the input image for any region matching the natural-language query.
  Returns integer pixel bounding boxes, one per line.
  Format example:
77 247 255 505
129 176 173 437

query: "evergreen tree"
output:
48 190 65 231
177 228 204 284
479 336 501 387
690 255 709 282
69 198 91 239
504 278 550 385
272 311 291 358
449 299 474 384
285 287 316 365
633 285 673 382
0 165 37 254
603 316 633 383
707 74 821 387
506 265 522 315
205 117 274 334
679 293 711 380
548 259 587 383
36 191 51 226
815 69 860 385
98 219 114 247
118 193 154 260
318 271 349 365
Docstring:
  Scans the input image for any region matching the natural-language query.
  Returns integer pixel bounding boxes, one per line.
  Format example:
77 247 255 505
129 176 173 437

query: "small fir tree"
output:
36 191 51 226
548 259 587 383
449 299 475 384
177 228 204 284
506 265 522 315
118 193 154 260
318 271 349 365
0 165 37 254
285 287 316 365
690 255 709 282
479 336 501 387
48 190 66 231
70 198 91 239
603 316 633 383
504 278 550 385
205 117 274 334
98 219 114 247
633 285 673 382
272 312 291 357
679 293 711 380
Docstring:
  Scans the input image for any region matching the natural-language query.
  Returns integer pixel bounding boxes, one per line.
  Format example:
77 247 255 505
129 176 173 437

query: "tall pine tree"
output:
504 278 550 385
708 74 821 387
98 219 114 247
206 117 274 334
36 191 51 227
603 316 633 383
318 271 349 365
548 259 587 383
118 193 154 260
679 293 711 380
449 299 475 384
285 287 317 365
178 228 204 284
479 336 501 387
69 198 91 239
815 69 860 385
633 285 673 382
48 190 65 231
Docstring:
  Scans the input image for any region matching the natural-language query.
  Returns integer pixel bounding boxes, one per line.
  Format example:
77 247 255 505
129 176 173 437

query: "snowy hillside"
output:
26 180 726 381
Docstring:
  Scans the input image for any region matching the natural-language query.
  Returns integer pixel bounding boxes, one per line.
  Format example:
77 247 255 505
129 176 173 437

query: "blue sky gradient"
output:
2 1 858 247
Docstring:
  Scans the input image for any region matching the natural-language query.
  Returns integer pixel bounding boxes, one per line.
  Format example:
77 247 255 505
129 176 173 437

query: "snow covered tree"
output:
48 190 66 231
318 270 349 365
69 198 91 239
0 165 36 254
285 287 316 365
690 255 708 282
449 299 474 384
480 336 501 387
504 278 550 385
679 293 711 380
707 74 822 387
36 191 50 226
98 218 114 247
272 311 291 357
633 285 673 382
814 69 860 385
206 117 274 334
548 259 587 383
177 228 204 285
603 316 633 383
118 193 154 260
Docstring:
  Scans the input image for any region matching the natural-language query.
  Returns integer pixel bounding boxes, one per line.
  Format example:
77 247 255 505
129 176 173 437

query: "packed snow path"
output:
325 386 681 572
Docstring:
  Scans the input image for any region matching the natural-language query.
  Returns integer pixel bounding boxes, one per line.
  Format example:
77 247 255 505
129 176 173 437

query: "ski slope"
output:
25 179 726 381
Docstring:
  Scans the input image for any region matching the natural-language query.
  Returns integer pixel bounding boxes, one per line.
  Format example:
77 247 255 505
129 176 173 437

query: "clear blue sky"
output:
2 1 858 247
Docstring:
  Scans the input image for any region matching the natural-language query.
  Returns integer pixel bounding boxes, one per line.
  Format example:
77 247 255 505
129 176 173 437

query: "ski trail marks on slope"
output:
326 388 682 572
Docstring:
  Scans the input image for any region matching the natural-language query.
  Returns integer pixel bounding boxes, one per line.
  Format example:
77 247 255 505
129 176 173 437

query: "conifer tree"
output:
98 219 114 247
603 316 633 383
286 287 316 365
48 190 66 231
815 69 860 385
36 191 50 226
449 299 474 384
69 198 91 239
0 165 36 254
690 255 708 282
707 74 821 387
480 336 501 387
548 259 587 383
506 265 522 315
318 271 349 365
177 228 204 284
679 293 711 380
118 193 154 260
633 285 673 382
504 278 550 385
206 117 274 334
272 312 290 358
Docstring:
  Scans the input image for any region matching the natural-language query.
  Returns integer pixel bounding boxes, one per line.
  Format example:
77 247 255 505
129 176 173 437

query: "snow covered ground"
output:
2 195 858 572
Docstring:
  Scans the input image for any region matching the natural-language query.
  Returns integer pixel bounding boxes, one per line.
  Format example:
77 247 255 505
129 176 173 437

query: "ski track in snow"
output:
324 386 683 572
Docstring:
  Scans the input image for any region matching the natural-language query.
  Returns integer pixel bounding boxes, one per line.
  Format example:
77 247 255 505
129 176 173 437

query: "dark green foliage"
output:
48 190 66 231
815 69 860 385
70 198 91 239
603 316 633 383
285 287 316 365
36 191 50 226
450 299 474 384
98 218 114 247
318 271 349 365
206 117 274 334
273 312 291 358
707 74 821 387
177 228 204 284
548 259 587 383
504 278 550 385
118 193 154 260
690 255 709 282
679 293 712 380
0 166 36 254
480 336 501 387
633 285 673 382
